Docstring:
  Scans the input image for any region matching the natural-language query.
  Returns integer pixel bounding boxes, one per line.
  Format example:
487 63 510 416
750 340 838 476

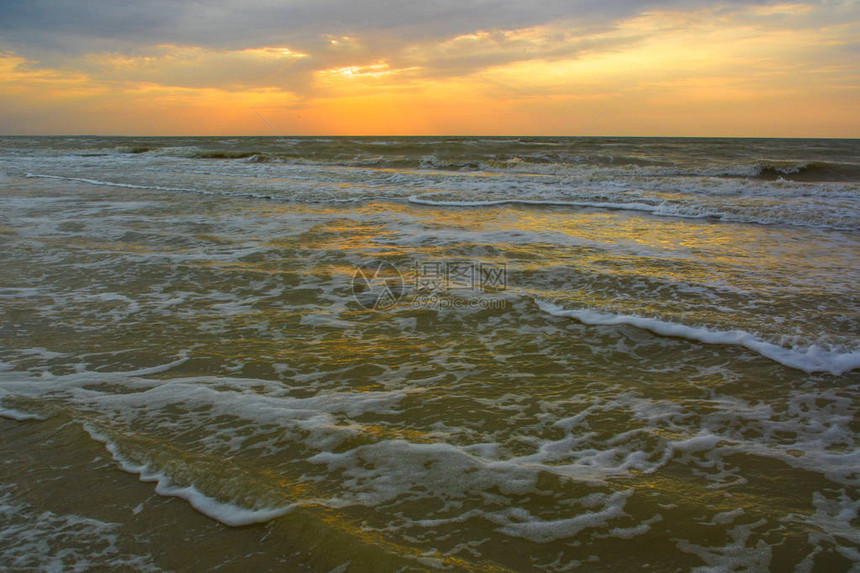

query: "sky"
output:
0 0 858 136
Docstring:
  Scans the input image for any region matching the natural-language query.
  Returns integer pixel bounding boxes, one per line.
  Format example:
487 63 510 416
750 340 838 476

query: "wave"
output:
47 138 855 185
26 172 199 193
407 195 857 230
408 195 673 213
115 146 152 154
620 160 860 183
7 136 860 179
0 405 45 421
22 170 857 231
23 172 398 206
641 160 860 183
84 425 293 527
749 161 860 183
24 173 276 200
535 299 860 376
188 151 268 161
483 158 860 182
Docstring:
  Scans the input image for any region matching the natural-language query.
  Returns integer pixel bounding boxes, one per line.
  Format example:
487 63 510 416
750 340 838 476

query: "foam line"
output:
536 299 860 375
26 172 198 193
0 406 45 421
406 195 855 230
84 425 292 527
408 195 664 214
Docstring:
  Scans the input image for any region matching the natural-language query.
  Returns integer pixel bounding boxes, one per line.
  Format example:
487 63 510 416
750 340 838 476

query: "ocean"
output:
0 136 858 571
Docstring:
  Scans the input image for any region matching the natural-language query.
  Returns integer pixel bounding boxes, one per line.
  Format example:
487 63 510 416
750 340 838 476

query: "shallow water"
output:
0 136 858 571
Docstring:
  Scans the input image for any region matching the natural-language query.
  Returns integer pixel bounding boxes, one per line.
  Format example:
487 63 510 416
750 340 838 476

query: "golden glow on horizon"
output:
0 3 857 136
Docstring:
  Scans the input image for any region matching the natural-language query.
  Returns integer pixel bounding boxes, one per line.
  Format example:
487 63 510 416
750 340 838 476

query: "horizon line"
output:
2 134 858 140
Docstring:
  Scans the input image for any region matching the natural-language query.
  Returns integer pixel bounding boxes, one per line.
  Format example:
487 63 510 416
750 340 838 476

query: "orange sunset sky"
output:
0 0 858 137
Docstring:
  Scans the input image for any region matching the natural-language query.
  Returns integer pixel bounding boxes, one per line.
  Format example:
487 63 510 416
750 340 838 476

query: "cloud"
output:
3 2 849 74
0 0 662 95
0 0 857 136
0 0 615 47
73 45 312 91
0 0 787 56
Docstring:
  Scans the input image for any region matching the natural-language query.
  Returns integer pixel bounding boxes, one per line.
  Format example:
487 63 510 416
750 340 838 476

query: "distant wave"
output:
55 138 857 184
24 172 386 204
407 195 855 230
188 151 269 161
718 161 860 183
191 153 860 182
486 158 860 182
26 172 200 193
536 299 860 376
24 173 278 200
52 146 860 186
115 145 152 154
408 195 672 214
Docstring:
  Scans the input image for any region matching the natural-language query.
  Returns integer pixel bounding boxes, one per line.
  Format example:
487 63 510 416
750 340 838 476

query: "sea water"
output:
0 136 858 571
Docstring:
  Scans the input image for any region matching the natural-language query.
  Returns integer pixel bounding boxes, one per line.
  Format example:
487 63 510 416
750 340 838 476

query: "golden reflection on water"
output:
78 416 510 571
513 208 761 258
505 206 820 304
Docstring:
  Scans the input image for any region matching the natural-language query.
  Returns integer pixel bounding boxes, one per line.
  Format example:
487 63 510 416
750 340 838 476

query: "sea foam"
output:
84 426 294 527
536 299 860 375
